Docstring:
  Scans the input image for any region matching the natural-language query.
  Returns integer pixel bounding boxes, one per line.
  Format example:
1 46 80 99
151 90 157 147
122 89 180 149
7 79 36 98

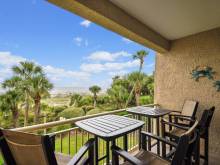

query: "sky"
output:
0 0 155 91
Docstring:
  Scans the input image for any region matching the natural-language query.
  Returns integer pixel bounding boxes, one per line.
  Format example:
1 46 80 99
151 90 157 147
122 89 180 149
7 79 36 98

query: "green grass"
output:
0 155 3 165
55 131 139 164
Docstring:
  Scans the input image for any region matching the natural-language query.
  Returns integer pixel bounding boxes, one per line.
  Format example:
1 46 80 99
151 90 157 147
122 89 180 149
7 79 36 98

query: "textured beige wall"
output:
155 28 220 154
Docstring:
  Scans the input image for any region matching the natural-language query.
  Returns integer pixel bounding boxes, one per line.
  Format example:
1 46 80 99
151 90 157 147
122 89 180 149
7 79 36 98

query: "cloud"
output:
122 37 133 44
108 70 128 76
73 37 83 46
0 51 91 87
87 51 131 62
73 37 88 47
0 52 26 67
80 60 139 73
43 65 90 81
80 20 91 28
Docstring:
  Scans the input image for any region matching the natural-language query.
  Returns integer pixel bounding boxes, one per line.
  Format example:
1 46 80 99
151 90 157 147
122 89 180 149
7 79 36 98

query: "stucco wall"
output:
155 28 220 154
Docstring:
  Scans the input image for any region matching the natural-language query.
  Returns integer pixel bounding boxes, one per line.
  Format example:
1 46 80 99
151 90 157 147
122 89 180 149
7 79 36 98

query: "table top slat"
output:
81 121 112 133
85 120 117 132
96 118 128 128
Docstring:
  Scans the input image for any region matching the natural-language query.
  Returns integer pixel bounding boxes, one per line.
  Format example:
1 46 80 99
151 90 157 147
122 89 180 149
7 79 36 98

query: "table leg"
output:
95 136 98 165
156 117 160 155
148 118 151 151
124 135 128 151
106 141 110 165
111 140 118 165
139 128 142 150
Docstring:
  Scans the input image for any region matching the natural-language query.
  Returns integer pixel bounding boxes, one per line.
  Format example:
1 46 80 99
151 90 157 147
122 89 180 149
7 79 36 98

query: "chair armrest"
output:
170 110 181 113
173 116 195 122
169 114 192 118
141 131 177 147
112 146 143 165
161 120 189 131
67 138 94 165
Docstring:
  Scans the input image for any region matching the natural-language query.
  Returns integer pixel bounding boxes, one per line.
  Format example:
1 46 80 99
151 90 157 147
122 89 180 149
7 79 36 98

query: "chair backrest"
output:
171 120 198 165
181 100 199 118
2 129 57 165
198 106 215 135
0 129 16 165
206 106 215 128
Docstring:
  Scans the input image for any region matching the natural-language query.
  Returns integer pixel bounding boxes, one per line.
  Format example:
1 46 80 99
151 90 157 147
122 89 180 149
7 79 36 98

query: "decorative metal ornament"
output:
213 81 220 91
191 66 215 81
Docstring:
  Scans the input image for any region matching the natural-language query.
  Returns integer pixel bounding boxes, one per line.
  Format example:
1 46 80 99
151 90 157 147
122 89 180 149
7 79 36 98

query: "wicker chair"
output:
0 129 95 165
162 106 215 165
111 120 198 165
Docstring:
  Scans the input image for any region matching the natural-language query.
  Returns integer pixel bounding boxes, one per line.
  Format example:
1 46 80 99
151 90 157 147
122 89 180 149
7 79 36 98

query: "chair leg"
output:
204 132 209 165
161 121 166 158
194 136 200 165
168 115 173 151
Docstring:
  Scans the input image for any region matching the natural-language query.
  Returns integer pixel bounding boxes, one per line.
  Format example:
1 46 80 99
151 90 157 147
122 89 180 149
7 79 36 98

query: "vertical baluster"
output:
82 130 84 147
60 133 63 153
133 115 135 148
68 131 71 155
129 133 131 151
75 130 78 154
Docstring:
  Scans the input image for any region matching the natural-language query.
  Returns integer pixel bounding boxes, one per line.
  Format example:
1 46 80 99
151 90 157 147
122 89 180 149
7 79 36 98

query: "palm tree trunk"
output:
135 92 140 106
24 94 29 126
94 94 97 107
12 108 19 128
94 99 96 107
34 98 41 124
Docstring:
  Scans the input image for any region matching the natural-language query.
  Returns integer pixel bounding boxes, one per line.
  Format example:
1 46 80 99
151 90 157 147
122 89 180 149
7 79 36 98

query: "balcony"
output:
0 0 220 164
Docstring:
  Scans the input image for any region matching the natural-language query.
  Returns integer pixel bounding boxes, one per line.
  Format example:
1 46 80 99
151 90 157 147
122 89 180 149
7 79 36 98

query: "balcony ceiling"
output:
110 0 220 40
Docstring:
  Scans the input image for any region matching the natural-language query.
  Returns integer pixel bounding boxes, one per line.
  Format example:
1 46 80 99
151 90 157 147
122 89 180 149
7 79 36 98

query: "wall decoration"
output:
213 81 220 91
191 66 215 81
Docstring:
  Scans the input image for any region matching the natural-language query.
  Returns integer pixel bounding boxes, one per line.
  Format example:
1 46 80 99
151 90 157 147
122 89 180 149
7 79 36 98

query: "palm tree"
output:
125 50 148 107
107 85 129 109
133 50 148 73
0 90 22 128
127 72 145 106
12 61 43 126
69 94 82 107
29 75 53 124
89 85 101 107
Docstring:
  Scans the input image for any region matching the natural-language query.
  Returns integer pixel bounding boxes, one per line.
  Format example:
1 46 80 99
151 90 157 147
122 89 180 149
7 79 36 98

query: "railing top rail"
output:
47 127 79 136
12 104 158 132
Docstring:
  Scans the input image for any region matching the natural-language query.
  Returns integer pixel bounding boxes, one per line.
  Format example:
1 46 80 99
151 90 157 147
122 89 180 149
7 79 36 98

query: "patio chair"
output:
168 100 199 126
111 120 198 165
162 106 215 164
0 129 95 165
0 129 16 165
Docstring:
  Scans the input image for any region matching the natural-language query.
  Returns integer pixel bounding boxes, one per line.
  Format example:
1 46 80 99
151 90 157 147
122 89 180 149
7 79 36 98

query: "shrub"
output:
86 107 104 115
81 105 94 115
52 106 67 115
58 107 84 119
97 95 110 104
139 95 153 105
78 95 93 106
